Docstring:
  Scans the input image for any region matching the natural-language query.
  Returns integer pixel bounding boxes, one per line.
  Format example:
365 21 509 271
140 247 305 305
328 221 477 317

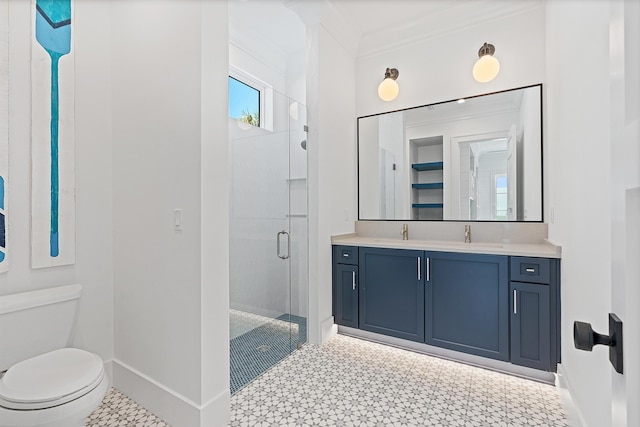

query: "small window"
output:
495 174 508 220
228 76 260 127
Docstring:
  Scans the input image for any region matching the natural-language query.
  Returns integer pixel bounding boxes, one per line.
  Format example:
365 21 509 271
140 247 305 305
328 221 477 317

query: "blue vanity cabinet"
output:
359 247 425 342
509 257 560 372
333 246 359 328
332 244 560 373
425 252 510 361
509 281 550 370
335 263 359 328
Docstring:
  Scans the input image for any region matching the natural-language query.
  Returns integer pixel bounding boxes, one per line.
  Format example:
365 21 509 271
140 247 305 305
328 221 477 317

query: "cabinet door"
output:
510 281 551 371
335 264 359 328
425 252 509 361
359 247 425 342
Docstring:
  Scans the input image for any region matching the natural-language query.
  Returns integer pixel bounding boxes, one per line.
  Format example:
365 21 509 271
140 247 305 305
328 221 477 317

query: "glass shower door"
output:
228 91 307 394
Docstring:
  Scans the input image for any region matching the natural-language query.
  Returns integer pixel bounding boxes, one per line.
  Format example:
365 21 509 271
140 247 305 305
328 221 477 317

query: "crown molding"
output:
285 0 361 58
356 0 544 58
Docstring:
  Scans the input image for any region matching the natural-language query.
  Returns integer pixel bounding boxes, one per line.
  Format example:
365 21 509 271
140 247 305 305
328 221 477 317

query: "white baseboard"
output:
556 364 586 427
112 359 230 427
103 359 113 387
321 315 338 344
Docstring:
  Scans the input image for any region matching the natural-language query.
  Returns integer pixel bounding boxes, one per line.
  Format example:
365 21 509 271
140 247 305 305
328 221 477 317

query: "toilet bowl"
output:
0 285 109 427
0 348 108 427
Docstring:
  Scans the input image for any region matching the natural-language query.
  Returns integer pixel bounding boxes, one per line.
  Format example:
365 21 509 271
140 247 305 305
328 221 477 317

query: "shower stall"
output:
228 91 308 394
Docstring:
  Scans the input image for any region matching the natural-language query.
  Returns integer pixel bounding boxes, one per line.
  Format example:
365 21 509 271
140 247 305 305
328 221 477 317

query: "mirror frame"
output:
357 84 544 222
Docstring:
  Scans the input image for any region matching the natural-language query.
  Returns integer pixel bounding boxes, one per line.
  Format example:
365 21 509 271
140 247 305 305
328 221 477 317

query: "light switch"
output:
174 209 183 230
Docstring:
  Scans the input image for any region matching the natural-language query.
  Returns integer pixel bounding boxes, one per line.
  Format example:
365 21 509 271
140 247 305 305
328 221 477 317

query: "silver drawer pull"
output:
352 271 356 290
526 267 535 273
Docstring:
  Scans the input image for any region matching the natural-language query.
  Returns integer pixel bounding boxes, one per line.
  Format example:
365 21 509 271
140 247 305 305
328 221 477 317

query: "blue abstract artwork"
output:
36 0 71 258
31 0 75 268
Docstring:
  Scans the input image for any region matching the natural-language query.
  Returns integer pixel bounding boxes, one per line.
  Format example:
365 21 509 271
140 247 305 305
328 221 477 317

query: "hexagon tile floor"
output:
89 334 569 426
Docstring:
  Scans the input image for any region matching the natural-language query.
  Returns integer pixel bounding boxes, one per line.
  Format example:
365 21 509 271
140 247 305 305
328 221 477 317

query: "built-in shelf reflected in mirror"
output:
358 84 542 221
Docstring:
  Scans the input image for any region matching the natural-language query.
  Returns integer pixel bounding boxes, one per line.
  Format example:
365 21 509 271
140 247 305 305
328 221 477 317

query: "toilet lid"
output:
0 348 104 410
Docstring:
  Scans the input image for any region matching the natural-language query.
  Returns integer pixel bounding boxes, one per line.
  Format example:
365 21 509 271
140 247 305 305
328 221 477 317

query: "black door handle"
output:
573 313 623 374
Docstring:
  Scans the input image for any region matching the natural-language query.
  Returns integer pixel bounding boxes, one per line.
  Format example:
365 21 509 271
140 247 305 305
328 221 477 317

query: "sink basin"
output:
371 239 503 250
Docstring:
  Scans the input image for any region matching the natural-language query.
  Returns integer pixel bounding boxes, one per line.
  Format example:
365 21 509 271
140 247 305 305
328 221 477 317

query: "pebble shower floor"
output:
88 335 569 426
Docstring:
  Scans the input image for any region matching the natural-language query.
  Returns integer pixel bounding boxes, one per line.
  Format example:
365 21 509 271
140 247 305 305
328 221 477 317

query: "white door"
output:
379 148 395 219
506 124 518 220
610 0 639 425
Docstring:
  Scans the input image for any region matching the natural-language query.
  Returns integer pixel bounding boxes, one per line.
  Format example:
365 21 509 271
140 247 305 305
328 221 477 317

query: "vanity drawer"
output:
510 257 551 284
335 245 358 265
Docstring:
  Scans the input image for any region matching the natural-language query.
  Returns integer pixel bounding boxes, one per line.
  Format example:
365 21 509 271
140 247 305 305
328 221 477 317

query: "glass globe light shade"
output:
472 54 500 83
378 78 399 101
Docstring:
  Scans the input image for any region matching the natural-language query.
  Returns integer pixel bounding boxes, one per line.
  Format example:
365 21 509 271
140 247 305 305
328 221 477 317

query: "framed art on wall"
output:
31 0 75 268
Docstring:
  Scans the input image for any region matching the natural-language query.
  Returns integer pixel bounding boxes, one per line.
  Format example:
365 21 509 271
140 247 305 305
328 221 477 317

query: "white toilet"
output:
0 284 109 427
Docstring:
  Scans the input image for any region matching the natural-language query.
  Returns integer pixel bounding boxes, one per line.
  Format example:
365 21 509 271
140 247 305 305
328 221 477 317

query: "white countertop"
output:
331 234 561 258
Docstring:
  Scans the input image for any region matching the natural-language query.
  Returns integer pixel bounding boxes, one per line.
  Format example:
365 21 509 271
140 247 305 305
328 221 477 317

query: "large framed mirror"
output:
358 84 542 221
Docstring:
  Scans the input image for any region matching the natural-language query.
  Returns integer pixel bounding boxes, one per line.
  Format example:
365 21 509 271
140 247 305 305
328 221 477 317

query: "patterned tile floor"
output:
88 334 569 426
229 334 569 426
86 388 170 427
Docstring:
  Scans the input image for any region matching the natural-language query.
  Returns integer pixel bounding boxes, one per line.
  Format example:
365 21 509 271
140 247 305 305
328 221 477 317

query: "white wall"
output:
111 1 229 426
305 11 358 344
517 88 542 220
355 5 546 118
546 1 612 426
1 0 113 369
200 1 232 420
355 4 546 224
358 116 380 218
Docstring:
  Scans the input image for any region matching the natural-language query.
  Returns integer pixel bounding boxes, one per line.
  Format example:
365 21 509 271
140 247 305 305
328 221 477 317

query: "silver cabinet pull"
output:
417 257 421 281
526 268 535 273
513 290 517 314
426 257 430 282
352 271 356 290
276 231 290 259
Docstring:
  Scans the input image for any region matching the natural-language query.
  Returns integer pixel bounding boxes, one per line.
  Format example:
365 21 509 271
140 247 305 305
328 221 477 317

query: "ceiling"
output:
334 0 476 37
334 0 543 56
402 86 526 127
229 0 543 57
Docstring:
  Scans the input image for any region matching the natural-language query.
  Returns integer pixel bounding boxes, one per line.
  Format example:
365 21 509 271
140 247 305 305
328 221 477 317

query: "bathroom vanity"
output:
343 83 560 378
332 235 561 375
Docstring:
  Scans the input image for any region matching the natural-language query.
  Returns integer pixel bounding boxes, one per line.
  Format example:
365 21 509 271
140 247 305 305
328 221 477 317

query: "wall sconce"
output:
378 68 399 101
472 43 500 83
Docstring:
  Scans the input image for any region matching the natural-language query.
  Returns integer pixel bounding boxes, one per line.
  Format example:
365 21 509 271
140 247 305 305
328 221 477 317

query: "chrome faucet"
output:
401 224 409 240
464 224 471 243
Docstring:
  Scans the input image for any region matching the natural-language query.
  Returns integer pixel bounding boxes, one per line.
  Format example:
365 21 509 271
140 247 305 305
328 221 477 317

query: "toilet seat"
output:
0 348 104 410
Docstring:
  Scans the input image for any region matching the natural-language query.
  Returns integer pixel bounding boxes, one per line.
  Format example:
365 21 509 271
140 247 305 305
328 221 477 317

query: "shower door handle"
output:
277 231 290 260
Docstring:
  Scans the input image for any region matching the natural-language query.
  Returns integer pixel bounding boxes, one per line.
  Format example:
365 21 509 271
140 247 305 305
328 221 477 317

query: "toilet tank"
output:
0 284 82 372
